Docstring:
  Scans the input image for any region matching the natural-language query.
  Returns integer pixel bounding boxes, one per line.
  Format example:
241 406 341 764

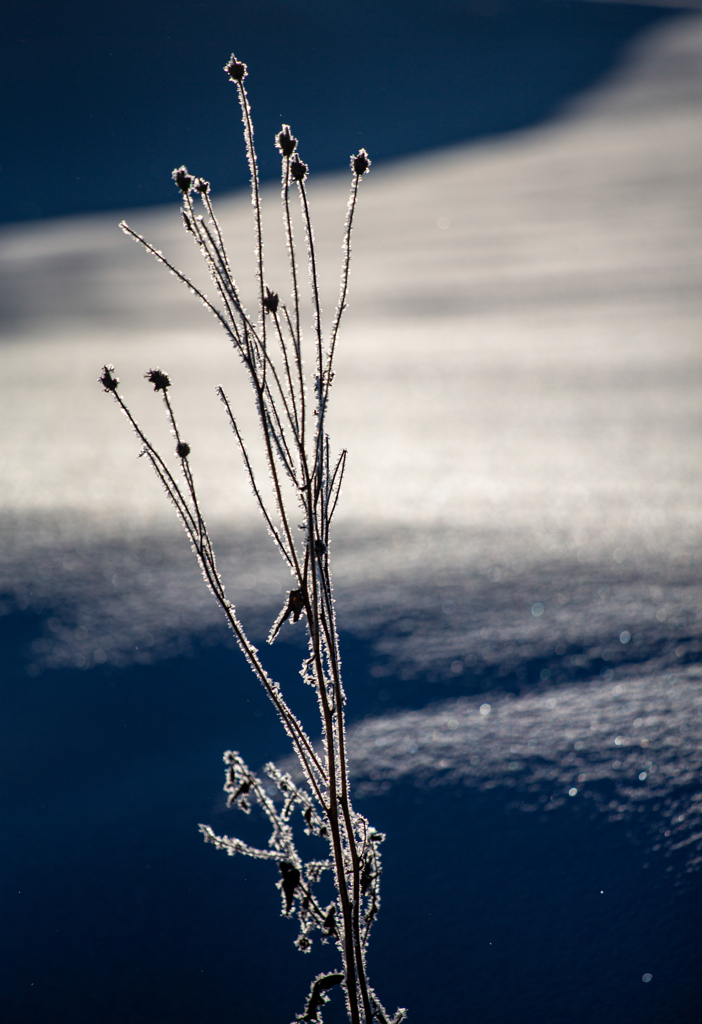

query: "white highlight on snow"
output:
341 671 702 872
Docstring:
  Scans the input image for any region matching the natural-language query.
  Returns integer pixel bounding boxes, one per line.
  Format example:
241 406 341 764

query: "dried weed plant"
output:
100 55 405 1024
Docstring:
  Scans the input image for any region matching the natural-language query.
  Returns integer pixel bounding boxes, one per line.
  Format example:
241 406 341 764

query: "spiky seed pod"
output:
276 124 297 157
224 54 247 82
352 149 371 176
145 368 171 391
290 155 308 182
176 441 191 459
172 166 193 193
193 177 210 194
99 365 119 392
263 287 279 314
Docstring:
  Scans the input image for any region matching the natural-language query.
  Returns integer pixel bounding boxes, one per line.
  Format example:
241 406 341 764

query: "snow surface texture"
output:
342 671 702 875
0 16 701 870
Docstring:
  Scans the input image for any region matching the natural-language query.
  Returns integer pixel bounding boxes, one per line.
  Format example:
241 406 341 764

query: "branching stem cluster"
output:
101 55 404 1024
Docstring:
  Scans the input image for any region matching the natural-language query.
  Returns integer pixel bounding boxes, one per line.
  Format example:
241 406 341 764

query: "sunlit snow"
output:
1 15 701 876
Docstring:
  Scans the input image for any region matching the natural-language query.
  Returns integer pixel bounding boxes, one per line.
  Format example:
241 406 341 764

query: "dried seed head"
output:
176 440 191 459
99 365 119 392
290 155 308 182
172 166 193 193
145 368 171 391
352 148 371 176
288 589 305 623
314 539 327 557
275 124 297 158
263 287 279 315
224 55 247 83
193 177 210 195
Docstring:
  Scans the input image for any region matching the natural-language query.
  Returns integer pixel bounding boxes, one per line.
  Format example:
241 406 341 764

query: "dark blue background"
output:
1 0 677 222
2 603 700 1023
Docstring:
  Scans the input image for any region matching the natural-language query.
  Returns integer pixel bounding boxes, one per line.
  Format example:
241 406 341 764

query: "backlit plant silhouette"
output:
100 54 405 1024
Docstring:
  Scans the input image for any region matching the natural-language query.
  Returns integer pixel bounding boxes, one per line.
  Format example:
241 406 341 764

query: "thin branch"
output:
297 179 324 384
233 74 266 351
217 387 295 570
119 223 238 344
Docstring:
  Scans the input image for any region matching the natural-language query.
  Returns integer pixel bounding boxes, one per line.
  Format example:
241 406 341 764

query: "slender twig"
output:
325 155 369 410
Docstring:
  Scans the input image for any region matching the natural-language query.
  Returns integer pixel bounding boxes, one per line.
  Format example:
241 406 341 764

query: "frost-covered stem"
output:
297 179 324 390
119 223 239 344
300 456 370 1019
326 169 362 403
104 57 395 1024
315 561 372 1023
232 74 266 354
101 378 327 802
271 311 301 442
282 157 302 353
217 389 295 570
307 599 365 1022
